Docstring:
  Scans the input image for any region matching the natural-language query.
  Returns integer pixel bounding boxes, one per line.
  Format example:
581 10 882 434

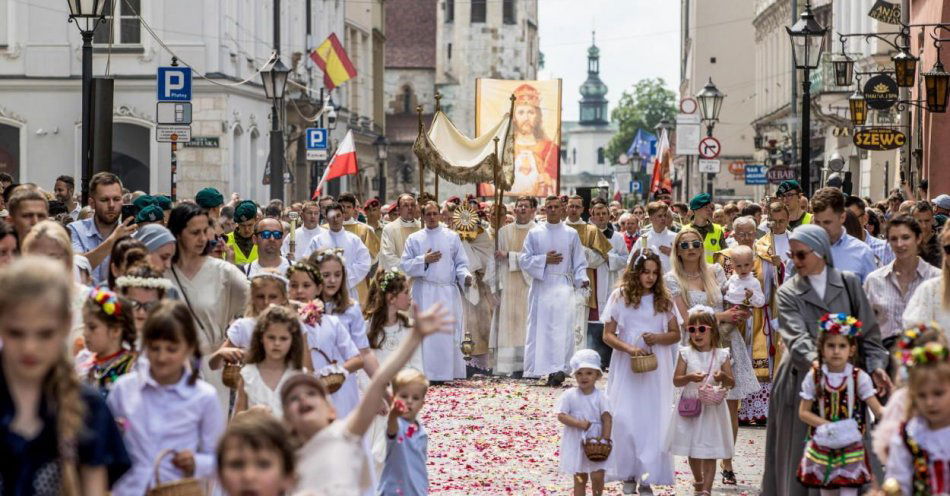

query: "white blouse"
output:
902 277 950 337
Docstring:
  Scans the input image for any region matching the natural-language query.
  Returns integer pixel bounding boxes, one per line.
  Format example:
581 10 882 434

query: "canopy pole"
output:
416 104 425 197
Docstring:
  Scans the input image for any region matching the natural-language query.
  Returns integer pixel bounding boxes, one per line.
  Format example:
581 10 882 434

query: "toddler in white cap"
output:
556 348 613 496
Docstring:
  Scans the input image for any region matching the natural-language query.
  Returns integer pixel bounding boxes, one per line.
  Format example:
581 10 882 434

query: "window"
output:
94 0 141 45
471 0 486 23
447 43 452 60
402 86 412 113
0 0 8 47
503 0 516 24
445 0 454 23
597 147 605 165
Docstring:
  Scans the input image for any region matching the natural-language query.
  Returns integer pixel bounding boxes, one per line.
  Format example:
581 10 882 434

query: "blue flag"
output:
627 129 657 172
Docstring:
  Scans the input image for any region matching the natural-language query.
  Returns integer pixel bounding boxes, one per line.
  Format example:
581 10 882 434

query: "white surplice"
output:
520 221 589 378
600 229 630 314
400 225 472 381
281 224 326 261
491 220 536 374
379 218 421 271
308 228 372 300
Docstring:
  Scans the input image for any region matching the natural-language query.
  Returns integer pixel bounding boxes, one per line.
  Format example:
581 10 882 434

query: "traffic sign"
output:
306 149 329 161
631 181 642 193
679 97 698 114
698 136 721 159
744 164 768 185
305 128 328 150
156 102 192 125
618 153 629 165
157 67 192 101
676 114 701 156
156 125 192 143
698 159 721 174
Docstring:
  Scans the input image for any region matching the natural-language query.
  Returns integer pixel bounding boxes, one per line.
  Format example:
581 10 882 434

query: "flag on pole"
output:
312 130 358 199
649 129 672 195
310 33 357 91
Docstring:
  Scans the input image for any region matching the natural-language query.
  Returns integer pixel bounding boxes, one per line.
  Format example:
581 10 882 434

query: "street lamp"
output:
832 53 854 87
696 78 725 137
848 88 868 126
923 56 950 113
786 0 826 198
654 118 673 135
374 135 388 202
892 48 919 88
66 0 106 205
261 55 290 202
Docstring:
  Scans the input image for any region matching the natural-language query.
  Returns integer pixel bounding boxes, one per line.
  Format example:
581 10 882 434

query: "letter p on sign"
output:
157 67 192 101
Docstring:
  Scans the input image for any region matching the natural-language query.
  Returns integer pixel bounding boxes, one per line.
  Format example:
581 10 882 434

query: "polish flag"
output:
312 130 358 199
649 129 672 196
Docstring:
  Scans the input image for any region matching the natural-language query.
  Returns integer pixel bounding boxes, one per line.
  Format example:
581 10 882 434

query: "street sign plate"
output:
744 164 768 185
679 97 698 114
632 181 642 193
157 67 192 101
156 125 192 143
676 115 701 156
698 136 721 159
617 153 629 165
698 159 721 174
305 128 328 150
766 165 797 184
156 102 193 125
306 149 328 161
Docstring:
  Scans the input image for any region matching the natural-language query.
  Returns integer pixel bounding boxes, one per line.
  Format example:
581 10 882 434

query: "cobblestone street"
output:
423 377 765 495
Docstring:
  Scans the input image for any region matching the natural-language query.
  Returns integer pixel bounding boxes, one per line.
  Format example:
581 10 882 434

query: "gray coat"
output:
760 267 888 496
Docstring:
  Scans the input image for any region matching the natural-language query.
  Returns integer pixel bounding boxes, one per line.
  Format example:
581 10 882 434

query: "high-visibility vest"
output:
226 232 258 265
686 222 724 264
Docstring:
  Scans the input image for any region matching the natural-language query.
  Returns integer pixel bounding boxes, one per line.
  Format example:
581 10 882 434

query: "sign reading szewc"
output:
853 128 906 151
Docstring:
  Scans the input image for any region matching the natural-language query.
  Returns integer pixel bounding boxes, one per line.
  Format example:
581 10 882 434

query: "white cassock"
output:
380 218 421 271
307 229 372 300
491 220 536 375
401 226 472 381
520 221 588 378
600 229 629 313
281 224 326 261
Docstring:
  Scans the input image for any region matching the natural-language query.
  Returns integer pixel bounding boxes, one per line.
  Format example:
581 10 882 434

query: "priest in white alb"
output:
401 201 473 382
281 201 325 261
491 195 537 376
520 195 589 386
379 194 420 271
307 202 371 299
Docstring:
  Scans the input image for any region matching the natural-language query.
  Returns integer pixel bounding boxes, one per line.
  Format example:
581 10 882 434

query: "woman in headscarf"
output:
760 224 891 496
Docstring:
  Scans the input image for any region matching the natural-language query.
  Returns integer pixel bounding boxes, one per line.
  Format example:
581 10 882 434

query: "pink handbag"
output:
677 396 702 417
678 349 722 416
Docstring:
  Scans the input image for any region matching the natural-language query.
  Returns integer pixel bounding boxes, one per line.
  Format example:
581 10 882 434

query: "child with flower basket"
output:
557 349 613 496
796 313 884 495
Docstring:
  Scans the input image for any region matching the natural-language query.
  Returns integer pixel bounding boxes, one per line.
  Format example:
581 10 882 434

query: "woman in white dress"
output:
667 306 735 496
902 222 950 334
665 227 758 486
602 251 680 493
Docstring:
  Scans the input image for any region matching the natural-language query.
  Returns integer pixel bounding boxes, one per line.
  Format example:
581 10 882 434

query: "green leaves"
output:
605 78 677 164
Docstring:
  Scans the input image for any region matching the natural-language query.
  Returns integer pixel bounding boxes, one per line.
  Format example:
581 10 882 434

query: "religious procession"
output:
2 1 950 495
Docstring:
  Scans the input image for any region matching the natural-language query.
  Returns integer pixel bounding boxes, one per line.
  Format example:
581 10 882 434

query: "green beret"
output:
133 195 156 210
776 180 802 196
195 187 224 208
135 204 164 224
689 193 712 211
155 195 172 210
234 200 258 223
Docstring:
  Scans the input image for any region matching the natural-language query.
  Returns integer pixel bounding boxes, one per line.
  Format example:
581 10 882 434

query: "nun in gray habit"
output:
760 224 891 496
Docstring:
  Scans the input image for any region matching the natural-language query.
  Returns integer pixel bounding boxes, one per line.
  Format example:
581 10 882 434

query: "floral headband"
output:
313 248 346 265
115 275 173 291
894 323 929 365
818 313 862 337
250 271 289 289
631 246 656 268
688 304 716 317
380 267 404 292
287 262 321 283
92 289 122 317
902 342 950 367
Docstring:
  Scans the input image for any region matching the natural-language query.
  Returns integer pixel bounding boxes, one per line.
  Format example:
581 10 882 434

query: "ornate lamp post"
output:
786 1 827 197
374 135 388 202
66 0 106 205
261 55 290 202
696 78 725 137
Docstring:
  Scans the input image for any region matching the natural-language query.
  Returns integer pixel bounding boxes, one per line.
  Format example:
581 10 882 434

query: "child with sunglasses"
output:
667 305 735 496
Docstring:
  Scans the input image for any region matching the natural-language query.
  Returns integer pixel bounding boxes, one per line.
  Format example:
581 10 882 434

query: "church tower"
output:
579 32 609 126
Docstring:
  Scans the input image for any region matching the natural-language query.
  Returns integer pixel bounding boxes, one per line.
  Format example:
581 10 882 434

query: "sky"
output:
538 0 681 122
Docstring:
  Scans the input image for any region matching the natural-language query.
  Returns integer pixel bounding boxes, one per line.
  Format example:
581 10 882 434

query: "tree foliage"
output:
605 78 677 164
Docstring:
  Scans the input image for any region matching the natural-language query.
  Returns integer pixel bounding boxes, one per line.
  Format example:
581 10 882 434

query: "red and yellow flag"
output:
310 33 357 91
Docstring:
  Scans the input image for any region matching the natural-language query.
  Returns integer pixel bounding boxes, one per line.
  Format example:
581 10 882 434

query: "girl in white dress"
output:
233 305 307 417
602 251 680 493
208 272 289 370
557 349 613 496
667 306 735 496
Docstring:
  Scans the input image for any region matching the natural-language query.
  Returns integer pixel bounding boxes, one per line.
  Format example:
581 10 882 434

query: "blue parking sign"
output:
157 67 192 101
306 128 328 150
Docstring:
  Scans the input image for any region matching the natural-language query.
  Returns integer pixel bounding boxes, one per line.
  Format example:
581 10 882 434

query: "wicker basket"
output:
320 371 346 393
629 353 658 373
222 363 242 389
582 438 613 462
146 449 203 496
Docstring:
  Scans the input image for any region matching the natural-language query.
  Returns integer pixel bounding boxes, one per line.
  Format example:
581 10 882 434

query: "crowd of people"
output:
0 168 948 496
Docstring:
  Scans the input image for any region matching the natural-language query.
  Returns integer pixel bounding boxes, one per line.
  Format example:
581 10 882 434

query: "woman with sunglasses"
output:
902 219 950 332
761 224 890 496
666 227 758 486
166 202 251 414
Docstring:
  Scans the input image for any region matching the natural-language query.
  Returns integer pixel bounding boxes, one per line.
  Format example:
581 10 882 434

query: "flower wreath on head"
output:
901 342 949 367
379 267 404 292
818 313 862 337
631 245 656 268
250 271 289 289
92 289 122 316
115 275 173 292
688 304 716 317
313 248 346 265
894 323 931 365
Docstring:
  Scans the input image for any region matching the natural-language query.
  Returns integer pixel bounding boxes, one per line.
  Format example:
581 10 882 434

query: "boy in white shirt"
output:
629 201 675 273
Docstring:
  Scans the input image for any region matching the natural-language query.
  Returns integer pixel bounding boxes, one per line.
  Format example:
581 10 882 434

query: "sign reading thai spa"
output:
868 0 901 25
853 128 906 151
863 74 899 110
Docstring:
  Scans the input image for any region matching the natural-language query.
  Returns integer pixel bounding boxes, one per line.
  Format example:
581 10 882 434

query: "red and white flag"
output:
312 130 358 199
649 129 672 195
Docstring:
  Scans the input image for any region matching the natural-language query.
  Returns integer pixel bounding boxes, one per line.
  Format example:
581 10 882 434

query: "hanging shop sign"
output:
868 0 901 25
766 165 797 184
863 74 899 110
853 128 906 151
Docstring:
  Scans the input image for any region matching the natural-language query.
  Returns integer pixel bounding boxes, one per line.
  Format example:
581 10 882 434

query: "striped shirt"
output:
864 230 895 267
863 258 941 339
